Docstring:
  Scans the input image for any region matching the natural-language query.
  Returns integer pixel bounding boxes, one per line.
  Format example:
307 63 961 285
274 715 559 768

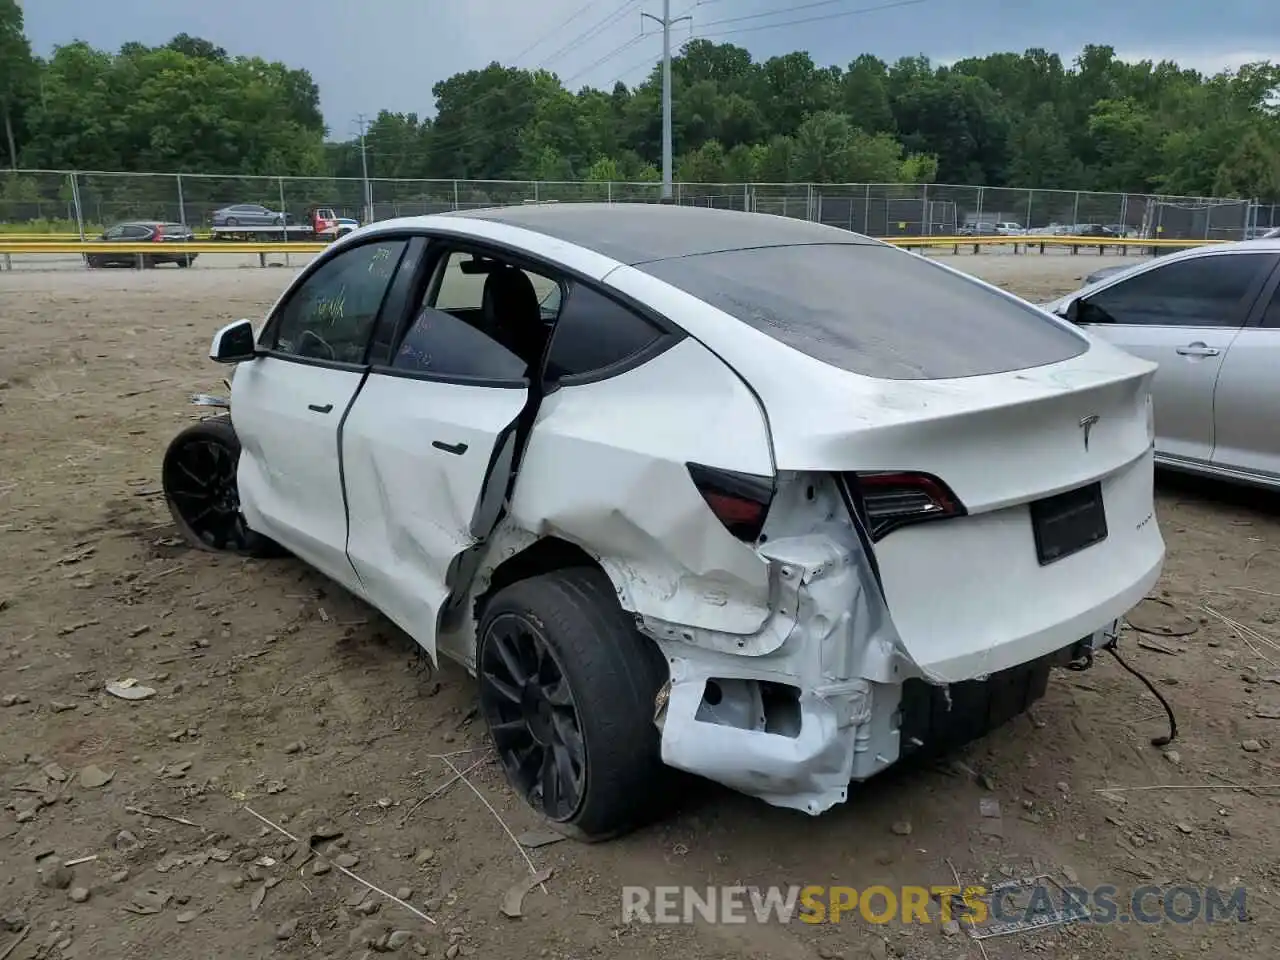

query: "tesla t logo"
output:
1079 414 1100 450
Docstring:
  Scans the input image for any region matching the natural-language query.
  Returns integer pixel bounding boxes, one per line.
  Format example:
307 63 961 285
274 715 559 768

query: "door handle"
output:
307 403 334 414
1175 343 1220 357
432 440 468 456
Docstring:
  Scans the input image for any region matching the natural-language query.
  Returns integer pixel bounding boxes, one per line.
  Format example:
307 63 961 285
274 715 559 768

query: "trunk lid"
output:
760 346 1164 683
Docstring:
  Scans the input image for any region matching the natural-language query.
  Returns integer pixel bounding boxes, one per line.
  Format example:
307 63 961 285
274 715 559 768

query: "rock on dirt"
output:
68 886 90 903
41 864 73 890
78 764 114 788
387 930 413 950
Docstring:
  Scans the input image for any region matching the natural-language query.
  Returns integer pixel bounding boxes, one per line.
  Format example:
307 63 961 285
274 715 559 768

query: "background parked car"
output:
1044 238 1280 489
957 222 998 236
84 221 197 268
994 221 1024 235
211 203 285 227
1070 223 1118 238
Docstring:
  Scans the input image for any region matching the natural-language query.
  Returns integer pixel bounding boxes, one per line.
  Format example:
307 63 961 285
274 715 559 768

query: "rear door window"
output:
544 282 668 381
636 243 1088 380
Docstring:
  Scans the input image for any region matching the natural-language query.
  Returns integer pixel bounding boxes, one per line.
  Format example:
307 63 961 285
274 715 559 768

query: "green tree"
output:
842 55 894 134
0 0 37 169
7 31 1279 205
677 140 727 182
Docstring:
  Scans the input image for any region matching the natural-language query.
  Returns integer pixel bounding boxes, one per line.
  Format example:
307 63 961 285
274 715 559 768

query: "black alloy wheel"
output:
161 415 281 557
476 568 675 840
479 611 586 822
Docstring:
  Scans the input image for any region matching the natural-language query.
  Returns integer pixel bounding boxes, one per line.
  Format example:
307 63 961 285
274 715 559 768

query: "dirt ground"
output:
2 252 1279 960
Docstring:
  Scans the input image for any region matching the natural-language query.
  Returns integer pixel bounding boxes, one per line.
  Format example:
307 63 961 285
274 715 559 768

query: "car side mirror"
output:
209 319 257 363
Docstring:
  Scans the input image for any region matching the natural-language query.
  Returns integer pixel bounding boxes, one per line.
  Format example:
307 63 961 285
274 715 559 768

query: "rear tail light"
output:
152 225 165 241
686 462 775 542
848 471 965 540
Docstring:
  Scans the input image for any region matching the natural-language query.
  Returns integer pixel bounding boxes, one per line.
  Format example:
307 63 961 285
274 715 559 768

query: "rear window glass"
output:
637 244 1088 380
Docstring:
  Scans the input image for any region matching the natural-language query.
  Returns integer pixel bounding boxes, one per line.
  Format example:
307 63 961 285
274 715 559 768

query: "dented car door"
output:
341 249 536 662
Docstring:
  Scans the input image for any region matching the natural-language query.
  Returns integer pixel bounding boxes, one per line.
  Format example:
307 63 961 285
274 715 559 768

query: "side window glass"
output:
545 282 666 379
1080 254 1270 327
432 251 488 312
104 226 125 239
1262 283 1280 329
272 240 407 363
391 305 527 381
421 248 558 373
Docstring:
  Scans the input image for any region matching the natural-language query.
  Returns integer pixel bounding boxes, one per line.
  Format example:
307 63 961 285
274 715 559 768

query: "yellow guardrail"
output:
892 234 1227 248
0 241 327 254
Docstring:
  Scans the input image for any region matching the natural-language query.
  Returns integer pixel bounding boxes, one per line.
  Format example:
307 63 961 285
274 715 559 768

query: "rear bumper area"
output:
649 450 1161 815
657 617 1118 817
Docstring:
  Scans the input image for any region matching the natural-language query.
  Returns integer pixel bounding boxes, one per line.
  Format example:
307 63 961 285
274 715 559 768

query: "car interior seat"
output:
481 266 546 367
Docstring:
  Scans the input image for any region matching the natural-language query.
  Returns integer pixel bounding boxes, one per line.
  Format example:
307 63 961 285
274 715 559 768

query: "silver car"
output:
1045 239 1280 489
212 203 285 227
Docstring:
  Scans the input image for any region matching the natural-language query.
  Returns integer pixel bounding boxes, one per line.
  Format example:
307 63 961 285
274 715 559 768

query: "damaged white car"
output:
162 204 1166 838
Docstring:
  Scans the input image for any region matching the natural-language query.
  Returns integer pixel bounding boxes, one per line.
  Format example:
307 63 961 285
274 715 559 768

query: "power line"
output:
696 0 885 29
603 29 696 89
563 32 653 85
604 49 665 88
536 0 645 70
692 0 932 40
508 0 607 65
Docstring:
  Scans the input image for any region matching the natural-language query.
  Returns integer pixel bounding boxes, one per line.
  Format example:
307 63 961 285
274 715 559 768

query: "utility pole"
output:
355 114 372 223
641 1 690 201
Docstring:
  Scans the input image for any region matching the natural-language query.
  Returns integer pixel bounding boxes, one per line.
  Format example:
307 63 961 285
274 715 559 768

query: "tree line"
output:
1 0 1278 200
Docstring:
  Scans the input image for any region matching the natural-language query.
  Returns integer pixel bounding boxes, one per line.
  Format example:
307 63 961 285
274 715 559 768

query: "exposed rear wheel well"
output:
476 536 604 619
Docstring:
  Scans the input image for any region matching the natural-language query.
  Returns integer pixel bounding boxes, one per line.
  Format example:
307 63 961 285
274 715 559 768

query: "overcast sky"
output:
19 0 1280 140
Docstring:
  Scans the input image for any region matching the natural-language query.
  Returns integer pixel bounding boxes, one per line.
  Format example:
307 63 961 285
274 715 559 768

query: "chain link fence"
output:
0 168 1258 241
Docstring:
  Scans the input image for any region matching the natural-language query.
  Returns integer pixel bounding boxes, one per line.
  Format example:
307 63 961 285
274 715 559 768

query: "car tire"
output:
225 217 238 227
177 256 192 268
477 566 673 841
161 414 285 558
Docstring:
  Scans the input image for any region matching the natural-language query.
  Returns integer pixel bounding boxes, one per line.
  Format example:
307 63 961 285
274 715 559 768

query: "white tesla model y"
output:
162 204 1165 838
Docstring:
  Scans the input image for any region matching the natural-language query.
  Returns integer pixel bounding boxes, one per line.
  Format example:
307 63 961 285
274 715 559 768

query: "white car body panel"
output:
506 337 775 627
232 357 364 594
221 206 1167 818
342 376 530 663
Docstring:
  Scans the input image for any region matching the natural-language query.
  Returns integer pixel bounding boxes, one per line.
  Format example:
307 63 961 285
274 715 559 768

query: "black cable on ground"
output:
1104 644 1178 747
